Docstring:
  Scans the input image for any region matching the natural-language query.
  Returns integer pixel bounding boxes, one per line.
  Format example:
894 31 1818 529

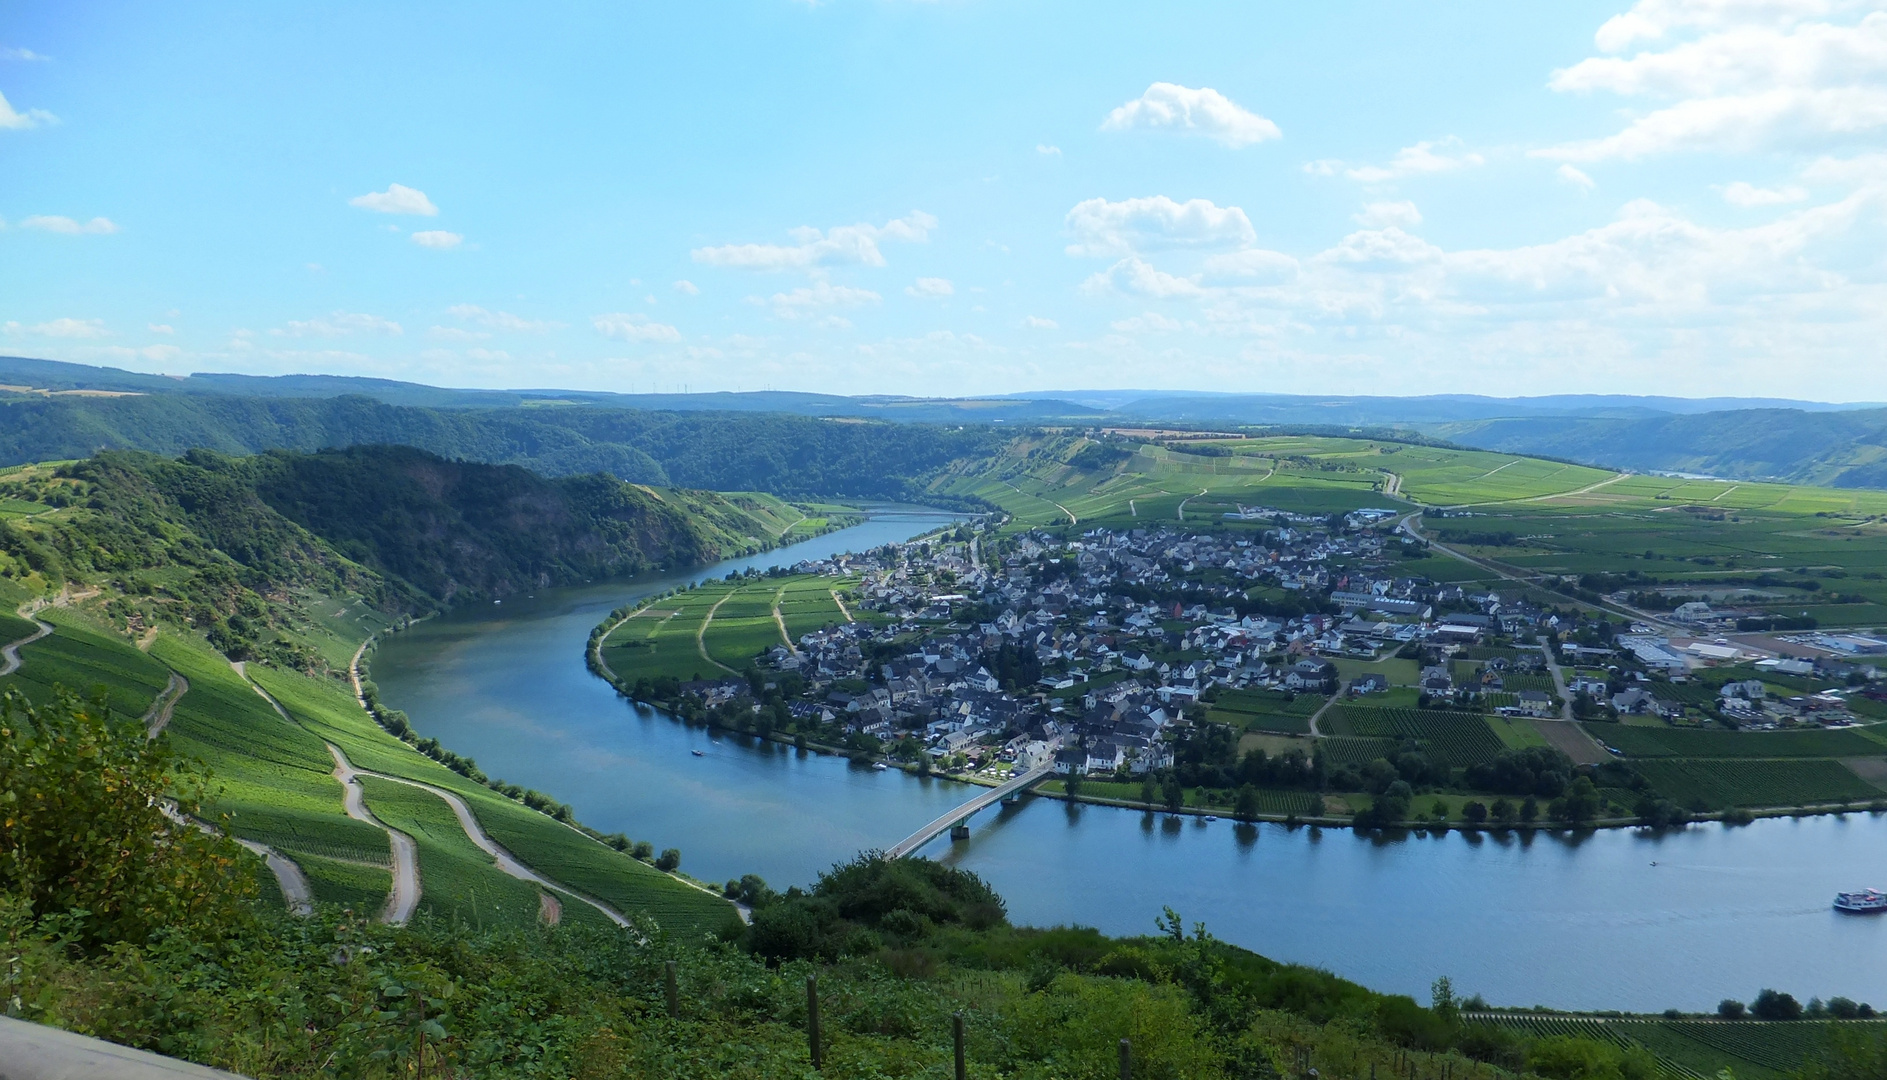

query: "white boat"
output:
1834 888 1887 913
872 761 888 771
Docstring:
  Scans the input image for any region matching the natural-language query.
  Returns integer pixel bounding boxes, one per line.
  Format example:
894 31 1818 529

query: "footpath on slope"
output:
141 673 188 737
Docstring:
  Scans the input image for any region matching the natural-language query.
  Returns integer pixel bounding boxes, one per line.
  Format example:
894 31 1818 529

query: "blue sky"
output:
4 0 1886 398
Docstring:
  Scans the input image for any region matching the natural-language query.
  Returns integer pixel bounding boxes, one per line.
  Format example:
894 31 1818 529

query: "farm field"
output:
1631 758 1883 809
1470 1014 1866 1080
1326 706 1508 767
602 573 859 684
1208 688 1323 735
356 776 563 931
1586 723 1887 760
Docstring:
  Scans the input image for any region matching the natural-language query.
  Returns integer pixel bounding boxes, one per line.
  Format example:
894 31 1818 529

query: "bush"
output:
1718 999 1746 1019
0 689 254 948
655 848 681 872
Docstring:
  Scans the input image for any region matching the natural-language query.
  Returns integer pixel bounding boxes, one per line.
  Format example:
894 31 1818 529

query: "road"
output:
1538 633 1575 721
142 673 189 737
0 617 52 676
696 591 739 674
1176 487 1208 522
237 839 313 916
326 744 422 925
886 763 1053 858
1307 691 1339 737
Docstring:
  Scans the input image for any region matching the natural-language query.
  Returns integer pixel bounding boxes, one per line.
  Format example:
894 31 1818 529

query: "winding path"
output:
327 744 422 925
1176 487 1208 522
343 766 632 928
237 839 314 916
142 673 189 738
695 591 739 674
0 617 52 676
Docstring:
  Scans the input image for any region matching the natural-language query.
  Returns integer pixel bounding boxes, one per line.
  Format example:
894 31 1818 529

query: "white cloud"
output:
1064 195 1255 257
1542 3 1887 160
274 312 403 338
411 230 462 249
1319 137 1486 183
428 326 491 342
1037 143 1062 156
1354 200 1423 228
25 318 108 338
1080 257 1208 298
1021 315 1060 329
0 90 54 129
446 304 559 333
764 281 883 318
1720 179 1811 204
21 215 117 235
692 211 937 270
906 277 955 298
593 313 682 342
1558 164 1598 190
1101 82 1281 147
1 47 48 61
348 183 439 216
465 347 512 362
147 323 174 334
1200 248 1300 282
673 279 700 295
1111 312 1185 332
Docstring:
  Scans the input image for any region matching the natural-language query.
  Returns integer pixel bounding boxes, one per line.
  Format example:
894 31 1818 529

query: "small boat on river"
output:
1834 888 1887 913
690 749 704 757
872 761 888 771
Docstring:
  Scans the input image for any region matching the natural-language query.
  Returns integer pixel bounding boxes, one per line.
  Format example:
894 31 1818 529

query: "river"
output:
373 508 1887 1013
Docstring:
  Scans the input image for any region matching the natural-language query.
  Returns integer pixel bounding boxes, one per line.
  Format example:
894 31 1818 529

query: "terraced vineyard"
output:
1328 707 1507 767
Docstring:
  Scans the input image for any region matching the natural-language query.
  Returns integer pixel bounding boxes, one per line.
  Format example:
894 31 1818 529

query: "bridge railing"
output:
0 1015 246 1079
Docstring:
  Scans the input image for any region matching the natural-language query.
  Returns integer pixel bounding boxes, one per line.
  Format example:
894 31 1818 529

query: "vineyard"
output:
1591 724 1887 760
1466 1014 1863 1080
1209 688 1321 735
1319 736 1399 766
1631 758 1883 809
1328 707 1507 767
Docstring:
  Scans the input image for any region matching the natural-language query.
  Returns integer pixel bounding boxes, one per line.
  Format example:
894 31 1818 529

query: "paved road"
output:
237 839 313 916
0 617 52 676
326 744 422 925
142 673 189 737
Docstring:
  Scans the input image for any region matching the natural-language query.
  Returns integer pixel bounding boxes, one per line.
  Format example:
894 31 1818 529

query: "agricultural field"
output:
602 573 859 684
1586 723 1887 760
1471 1014 1866 1080
1630 758 1883 809
1326 706 1508 767
1208 688 1323 735
1318 736 1401 767
1 609 173 719
356 776 562 931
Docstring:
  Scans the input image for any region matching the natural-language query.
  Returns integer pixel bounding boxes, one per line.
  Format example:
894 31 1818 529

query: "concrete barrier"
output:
0 1015 246 1079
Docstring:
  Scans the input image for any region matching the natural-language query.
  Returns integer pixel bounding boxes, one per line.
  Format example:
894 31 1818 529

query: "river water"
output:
373 509 1887 1013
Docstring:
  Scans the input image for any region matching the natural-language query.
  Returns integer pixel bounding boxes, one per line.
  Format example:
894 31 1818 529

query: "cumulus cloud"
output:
1064 195 1255 257
1021 315 1060 329
274 312 403 338
1354 201 1423 228
1111 312 1187 333
1200 248 1300 282
763 281 883 318
22 215 116 234
428 326 490 342
0 90 54 129
1558 164 1598 190
1037 143 1062 156
673 279 700 295
410 230 462 249
1080 257 1207 298
348 183 439 216
906 277 954 298
593 313 682 342
1720 179 1811 204
446 304 559 333
1311 137 1486 182
1541 2 1887 160
1101 82 1281 147
692 211 937 270
148 323 175 334
1 47 49 61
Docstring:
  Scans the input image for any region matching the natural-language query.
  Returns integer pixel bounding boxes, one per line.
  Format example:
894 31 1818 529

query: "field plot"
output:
1208 688 1322 735
1380 444 1616 506
600 584 729 682
1633 758 1883 808
1468 1015 1847 1080
703 586 788 670
777 576 850 640
357 776 551 930
1327 707 1507 767
1590 723 1887 759
1 611 172 719
1318 736 1400 766
289 851 391 912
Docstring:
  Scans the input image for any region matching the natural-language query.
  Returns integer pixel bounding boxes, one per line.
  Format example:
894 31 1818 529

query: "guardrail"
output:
0 1015 245 1079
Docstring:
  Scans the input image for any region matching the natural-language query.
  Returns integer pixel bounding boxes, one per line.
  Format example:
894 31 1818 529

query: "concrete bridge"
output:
886 762 1055 858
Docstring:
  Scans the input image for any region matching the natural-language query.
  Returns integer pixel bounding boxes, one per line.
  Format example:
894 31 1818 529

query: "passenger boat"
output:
1834 888 1887 913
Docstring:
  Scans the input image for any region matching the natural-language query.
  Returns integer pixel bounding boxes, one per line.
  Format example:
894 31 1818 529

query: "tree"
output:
1551 777 1601 825
1141 775 1159 805
1463 801 1489 825
1718 999 1746 1019
656 848 682 872
1162 774 1184 812
1520 795 1539 823
1491 798 1517 826
1065 771 1083 798
1234 785 1260 821
0 689 253 947
1751 988 1802 1020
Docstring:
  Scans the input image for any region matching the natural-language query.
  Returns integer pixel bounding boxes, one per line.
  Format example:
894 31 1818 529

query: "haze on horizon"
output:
4 1 1887 401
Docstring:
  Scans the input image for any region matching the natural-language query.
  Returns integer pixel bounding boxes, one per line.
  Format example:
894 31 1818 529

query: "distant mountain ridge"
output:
4 355 1885 489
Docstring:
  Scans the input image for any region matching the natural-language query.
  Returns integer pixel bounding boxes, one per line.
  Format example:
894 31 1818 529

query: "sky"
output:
4 0 1887 399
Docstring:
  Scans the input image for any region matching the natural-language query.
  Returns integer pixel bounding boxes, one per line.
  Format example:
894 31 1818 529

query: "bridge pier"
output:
950 822 970 841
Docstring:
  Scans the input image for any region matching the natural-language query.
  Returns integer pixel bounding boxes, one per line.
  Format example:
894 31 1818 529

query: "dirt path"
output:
237 839 314 916
348 766 631 928
142 672 189 737
0 617 52 676
1307 692 1339 737
771 585 797 653
776 511 806 538
327 744 422 925
695 591 739 674
1517 471 1630 504
830 590 855 623
1176 487 1208 522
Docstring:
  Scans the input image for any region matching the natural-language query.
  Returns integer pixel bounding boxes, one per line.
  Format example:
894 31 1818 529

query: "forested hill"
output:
0 447 788 666
0 391 1005 497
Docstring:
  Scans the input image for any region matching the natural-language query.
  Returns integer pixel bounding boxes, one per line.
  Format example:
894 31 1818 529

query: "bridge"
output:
886 762 1055 859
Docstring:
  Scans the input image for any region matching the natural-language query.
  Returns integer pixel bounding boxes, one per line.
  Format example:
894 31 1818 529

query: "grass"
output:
0 609 172 719
357 776 550 931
